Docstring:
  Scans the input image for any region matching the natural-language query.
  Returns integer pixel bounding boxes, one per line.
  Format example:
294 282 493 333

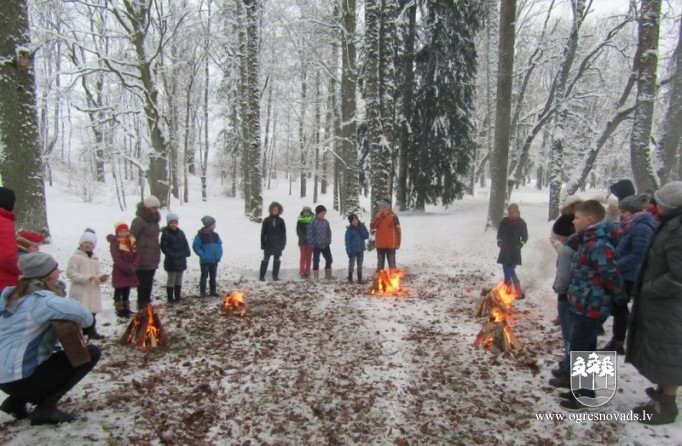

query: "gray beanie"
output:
654 182 682 210
618 195 645 214
18 252 59 279
201 215 216 228
166 212 179 224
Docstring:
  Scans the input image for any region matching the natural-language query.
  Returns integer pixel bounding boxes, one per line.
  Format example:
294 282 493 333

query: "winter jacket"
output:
567 220 626 320
107 234 139 288
496 217 528 265
370 210 401 250
626 210 682 385
0 285 93 383
552 234 580 299
193 228 223 265
616 212 657 283
129 203 161 270
261 215 287 256
345 224 369 255
307 217 332 249
296 215 313 246
0 208 20 291
160 227 191 272
66 248 104 313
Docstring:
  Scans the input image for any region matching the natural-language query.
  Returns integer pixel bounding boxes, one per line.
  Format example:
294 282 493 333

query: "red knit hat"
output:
17 231 45 252
114 221 130 234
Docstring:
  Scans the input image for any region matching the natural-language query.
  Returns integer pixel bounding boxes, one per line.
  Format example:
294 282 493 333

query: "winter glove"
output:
520 240 526 248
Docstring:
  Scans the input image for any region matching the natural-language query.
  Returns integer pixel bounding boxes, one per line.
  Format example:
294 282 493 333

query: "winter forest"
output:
2 0 682 444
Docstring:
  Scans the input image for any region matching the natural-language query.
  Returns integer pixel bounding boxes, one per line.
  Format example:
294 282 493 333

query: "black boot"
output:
1 395 29 419
259 260 268 282
31 405 76 426
174 285 183 303
357 272 363 285
273 261 281 281
166 287 175 305
83 314 105 340
348 270 353 283
635 393 679 425
122 300 132 317
115 300 126 318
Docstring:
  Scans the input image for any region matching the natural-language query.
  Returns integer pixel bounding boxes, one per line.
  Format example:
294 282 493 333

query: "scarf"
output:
117 235 137 253
619 210 648 235
297 215 313 224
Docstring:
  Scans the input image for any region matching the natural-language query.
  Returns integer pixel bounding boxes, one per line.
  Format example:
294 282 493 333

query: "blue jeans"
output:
564 312 602 398
502 264 519 284
557 299 571 369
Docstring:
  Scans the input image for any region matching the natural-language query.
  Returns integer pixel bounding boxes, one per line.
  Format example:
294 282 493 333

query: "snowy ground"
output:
1 176 681 445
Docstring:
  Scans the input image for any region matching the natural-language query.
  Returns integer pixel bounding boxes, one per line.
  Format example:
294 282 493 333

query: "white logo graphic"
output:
569 351 617 407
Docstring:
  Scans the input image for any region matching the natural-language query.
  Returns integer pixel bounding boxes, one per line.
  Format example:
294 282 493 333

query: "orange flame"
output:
220 291 247 316
143 304 160 348
494 282 520 308
370 270 404 296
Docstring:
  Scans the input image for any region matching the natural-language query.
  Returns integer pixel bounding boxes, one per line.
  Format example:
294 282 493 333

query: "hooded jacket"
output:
193 228 223 264
66 248 104 313
0 208 20 290
616 212 658 283
568 220 626 320
345 223 369 255
129 202 161 270
160 226 191 272
107 233 139 288
370 210 401 250
0 285 93 383
261 204 287 255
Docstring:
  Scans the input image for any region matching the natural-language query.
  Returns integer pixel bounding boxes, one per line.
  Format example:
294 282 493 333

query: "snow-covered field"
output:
1 177 681 445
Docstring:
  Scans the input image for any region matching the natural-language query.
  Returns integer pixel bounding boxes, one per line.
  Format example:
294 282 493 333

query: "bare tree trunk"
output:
658 15 682 183
396 0 416 211
244 0 263 220
340 0 360 214
486 0 515 230
299 65 308 198
630 0 662 193
0 0 50 233
313 71 321 203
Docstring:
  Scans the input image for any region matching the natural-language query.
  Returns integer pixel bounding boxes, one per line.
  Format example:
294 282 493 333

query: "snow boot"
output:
30 405 76 426
174 285 183 304
324 268 334 280
549 374 570 389
357 272 363 285
635 393 678 425
122 300 132 317
259 261 268 282
83 314 105 340
347 267 353 283
273 261 281 281
1 395 29 419
313 270 319 281
115 301 127 318
166 287 175 305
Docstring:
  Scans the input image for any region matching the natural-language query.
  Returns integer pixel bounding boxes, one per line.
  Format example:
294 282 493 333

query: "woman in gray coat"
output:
626 181 682 425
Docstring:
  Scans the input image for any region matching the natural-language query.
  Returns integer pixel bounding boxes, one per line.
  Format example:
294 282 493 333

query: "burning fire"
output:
122 304 169 349
473 284 521 353
370 270 404 296
220 291 247 316
493 282 520 308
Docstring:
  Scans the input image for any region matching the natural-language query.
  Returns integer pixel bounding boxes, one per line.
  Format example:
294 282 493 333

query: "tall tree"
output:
340 0 360 214
244 0 263 220
486 0 515 229
659 15 682 183
630 0 662 193
0 0 50 233
409 0 481 211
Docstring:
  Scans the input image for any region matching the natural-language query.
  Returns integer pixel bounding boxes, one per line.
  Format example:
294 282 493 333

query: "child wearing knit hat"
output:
66 229 108 340
16 231 44 255
160 212 191 304
192 216 223 297
106 222 139 318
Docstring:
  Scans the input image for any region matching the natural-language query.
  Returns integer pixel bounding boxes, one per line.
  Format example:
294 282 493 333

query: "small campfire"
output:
220 291 247 316
121 304 170 349
370 269 404 296
473 283 521 353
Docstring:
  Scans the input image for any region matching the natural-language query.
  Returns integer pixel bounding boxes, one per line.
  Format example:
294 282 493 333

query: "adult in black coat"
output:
626 181 682 425
496 204 529 297
160 212 191 304
259 202 287 281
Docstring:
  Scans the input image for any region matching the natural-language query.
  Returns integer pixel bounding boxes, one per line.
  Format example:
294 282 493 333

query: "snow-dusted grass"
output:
1 175 680 445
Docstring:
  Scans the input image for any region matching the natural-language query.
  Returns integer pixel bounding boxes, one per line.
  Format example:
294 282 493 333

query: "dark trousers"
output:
113 287 131 303
136 269 156 310
348 252 364 277
200 263 218 296
564 313 602 398
557 298 571 369
0 345 101 406
376 248 396 271
313 246 332 271
611 281 632 343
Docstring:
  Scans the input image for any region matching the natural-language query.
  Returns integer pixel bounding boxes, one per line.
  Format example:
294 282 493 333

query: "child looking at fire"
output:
345 213 369 284
107 222 139 318
66 229 108 340
161 212 191 305
496 203 528 299
555 200 626 410
193 216 223 297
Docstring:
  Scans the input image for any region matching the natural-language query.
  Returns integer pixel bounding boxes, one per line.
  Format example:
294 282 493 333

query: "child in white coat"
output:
66 228 108 340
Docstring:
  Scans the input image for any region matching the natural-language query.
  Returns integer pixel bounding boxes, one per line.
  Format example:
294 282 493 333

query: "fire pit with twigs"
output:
473 283 521 353
121 304 170 349
370 269 405 297
219 291 247 316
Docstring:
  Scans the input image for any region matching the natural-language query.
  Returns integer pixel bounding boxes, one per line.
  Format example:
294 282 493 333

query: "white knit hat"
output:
654 182 682 210
79 228 97 247
166 212 179 224
143 195 161 208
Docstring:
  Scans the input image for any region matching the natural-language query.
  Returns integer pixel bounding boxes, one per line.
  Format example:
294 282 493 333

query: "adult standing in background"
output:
370 198 401 272
0 187 21 292
627 181 682 425
130 196 161 310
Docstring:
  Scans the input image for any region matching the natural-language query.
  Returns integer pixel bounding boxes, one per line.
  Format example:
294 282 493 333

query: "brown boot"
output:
635 393 678 425
115 301 126 318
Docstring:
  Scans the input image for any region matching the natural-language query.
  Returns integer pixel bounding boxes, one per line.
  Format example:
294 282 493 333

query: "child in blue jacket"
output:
345 213 369 284
192 216 223 297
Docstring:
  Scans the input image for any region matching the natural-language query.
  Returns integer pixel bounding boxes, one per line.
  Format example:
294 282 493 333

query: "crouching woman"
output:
0 252 100 425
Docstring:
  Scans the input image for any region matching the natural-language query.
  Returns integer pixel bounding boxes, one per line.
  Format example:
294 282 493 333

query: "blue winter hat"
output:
201 215 216 228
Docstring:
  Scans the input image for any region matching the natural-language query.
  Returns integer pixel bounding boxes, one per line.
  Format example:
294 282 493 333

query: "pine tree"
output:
409 0 481 210
0 0 50 234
